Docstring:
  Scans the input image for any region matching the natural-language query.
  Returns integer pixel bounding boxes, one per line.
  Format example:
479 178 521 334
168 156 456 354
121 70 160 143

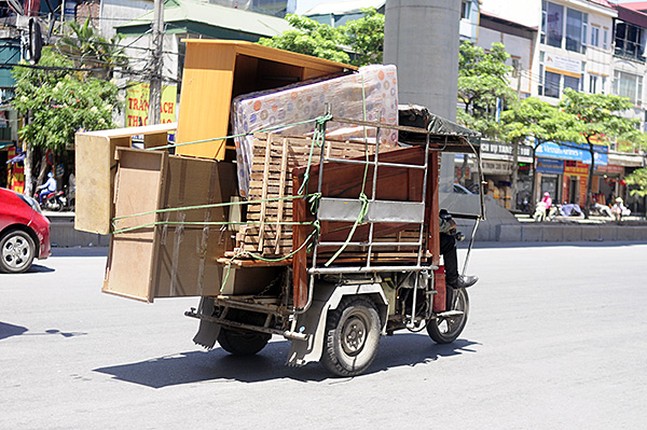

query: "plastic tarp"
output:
398 104 480 148
232 65 399 197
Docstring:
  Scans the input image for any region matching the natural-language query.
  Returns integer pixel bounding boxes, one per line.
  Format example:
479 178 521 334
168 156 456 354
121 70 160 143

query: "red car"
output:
0 187 51 273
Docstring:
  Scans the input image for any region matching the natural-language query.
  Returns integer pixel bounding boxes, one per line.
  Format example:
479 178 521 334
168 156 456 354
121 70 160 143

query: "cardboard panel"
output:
104 148 237 302
154 156 237 298
75 134 130 234
103 149 166 302
74 123 177 234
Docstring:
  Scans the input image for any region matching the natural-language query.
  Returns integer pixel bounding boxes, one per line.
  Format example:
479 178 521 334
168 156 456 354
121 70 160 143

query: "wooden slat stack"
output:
239 133 373 256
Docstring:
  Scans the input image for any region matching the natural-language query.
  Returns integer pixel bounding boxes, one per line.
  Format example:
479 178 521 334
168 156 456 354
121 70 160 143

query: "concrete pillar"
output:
384 0 460 119
384 0 461 192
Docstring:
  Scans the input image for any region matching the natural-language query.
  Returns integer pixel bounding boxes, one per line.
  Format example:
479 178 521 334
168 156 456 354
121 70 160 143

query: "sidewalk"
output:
514 213 647 225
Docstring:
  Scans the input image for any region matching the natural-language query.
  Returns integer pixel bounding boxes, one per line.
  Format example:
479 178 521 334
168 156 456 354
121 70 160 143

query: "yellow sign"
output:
125 82 177 127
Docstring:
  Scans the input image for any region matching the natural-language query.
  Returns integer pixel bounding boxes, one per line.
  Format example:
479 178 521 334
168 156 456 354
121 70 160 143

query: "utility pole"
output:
148 0 164 125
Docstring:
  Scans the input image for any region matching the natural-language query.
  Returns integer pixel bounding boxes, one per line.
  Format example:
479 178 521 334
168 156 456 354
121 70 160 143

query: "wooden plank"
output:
428 151 440 265
275 137 289 254
257 134 273 252
292 174 308 310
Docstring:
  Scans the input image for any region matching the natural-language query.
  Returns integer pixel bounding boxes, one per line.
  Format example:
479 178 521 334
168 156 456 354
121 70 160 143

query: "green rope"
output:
145 116 323 152
112 219 315 235
297 113 332 196
322 75 371 267
112 194 306 223
324 192 369 267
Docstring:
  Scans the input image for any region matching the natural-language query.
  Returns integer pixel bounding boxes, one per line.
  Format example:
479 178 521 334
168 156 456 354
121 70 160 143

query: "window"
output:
461 0 471 19
601 76 606 94
511 57 521 78
566 9 586 53
603 28 608 50
541 2 587 53
591 27 599 47
590 75 598 93
615 22 645 62
539 69 581 98
544 71 561 98
613 70 643 105
564 75 580 92
544 2 563 47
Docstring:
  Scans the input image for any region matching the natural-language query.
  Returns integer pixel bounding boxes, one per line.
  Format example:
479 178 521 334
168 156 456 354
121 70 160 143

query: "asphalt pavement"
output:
1 243 647 429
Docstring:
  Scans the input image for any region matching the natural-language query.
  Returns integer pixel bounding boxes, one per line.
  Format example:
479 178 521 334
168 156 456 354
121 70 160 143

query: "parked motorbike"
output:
532 201 558 222
35 190 67 212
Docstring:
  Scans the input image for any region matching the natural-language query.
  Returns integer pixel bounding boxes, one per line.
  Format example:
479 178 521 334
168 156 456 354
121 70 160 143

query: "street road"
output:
2 243 647 429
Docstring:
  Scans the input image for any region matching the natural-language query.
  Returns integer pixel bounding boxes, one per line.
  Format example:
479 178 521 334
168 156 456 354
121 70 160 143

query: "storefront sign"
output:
125 82 177 127
536 141 608 165
482 160 513 175
595 164 624 175
536 158 564 174
480 140 533 163
563 160 589 177
545 54 581 75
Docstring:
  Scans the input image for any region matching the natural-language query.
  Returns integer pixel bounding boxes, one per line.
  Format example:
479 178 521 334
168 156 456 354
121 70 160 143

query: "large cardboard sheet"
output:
103 148 237 302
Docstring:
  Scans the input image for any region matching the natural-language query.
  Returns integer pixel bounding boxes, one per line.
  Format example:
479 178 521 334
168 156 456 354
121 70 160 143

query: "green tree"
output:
560 88 638 217
258 14 350 64
56 18 128 79
339 8 384 66
501 97 580 209
625 168 647 198
258 9 384 67
12 47 121 194
458 41 516 138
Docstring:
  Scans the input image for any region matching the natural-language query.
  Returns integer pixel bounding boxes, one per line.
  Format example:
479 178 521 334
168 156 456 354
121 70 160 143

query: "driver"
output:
36 172 57 203
439 209 478 289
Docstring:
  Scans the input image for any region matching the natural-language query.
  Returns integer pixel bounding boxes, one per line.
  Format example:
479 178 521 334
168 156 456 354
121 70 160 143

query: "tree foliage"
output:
258 14 351 64
625 168 647 197
560 89 638 216
501 97 580 145
11 47 120 153
56 18 128 79
458 41 516 138
339 8 384 66
258 9 384 66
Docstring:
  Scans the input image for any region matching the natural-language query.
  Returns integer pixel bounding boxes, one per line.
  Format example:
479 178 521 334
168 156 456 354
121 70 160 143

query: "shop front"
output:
535 141 609 206
479 140 533 209
535 158 564 203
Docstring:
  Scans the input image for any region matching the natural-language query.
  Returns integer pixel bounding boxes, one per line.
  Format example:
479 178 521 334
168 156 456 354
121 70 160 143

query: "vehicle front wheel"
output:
0 230 36 274
320 297 381 377
427 288 469 344
218 328 270 356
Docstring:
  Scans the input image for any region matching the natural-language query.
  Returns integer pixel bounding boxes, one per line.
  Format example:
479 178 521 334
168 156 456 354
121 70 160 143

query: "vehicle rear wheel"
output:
0 230 36 274
320 297 381 377
218 328 270 356
427 288 469 344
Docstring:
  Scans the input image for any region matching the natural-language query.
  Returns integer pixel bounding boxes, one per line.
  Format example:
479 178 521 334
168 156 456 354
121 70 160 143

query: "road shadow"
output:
0 322 28 341
51 247 108 257
26 264 55 273
93 333 479 388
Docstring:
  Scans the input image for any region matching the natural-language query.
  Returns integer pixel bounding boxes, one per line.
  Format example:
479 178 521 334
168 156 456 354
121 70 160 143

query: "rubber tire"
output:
218 328 270 356
320 297 381 377
0 230 36 274
427 288 469 344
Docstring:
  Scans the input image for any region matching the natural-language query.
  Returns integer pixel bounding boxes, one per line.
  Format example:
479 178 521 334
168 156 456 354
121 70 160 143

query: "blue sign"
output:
536 158 564 174
535 141 608 166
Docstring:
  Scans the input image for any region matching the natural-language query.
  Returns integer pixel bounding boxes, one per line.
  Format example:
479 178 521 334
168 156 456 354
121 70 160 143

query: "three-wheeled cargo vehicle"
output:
182 111 484 377
75 41 484 377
